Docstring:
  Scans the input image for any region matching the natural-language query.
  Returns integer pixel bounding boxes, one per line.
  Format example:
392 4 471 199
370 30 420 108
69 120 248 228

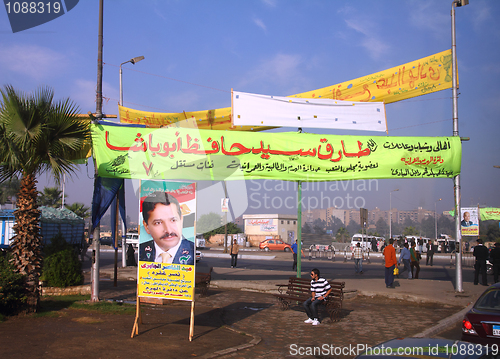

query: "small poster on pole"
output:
221 198 229 213
461 207 479 236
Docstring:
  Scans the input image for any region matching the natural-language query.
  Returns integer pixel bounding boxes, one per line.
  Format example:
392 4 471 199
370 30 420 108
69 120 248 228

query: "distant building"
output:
243 214 297 244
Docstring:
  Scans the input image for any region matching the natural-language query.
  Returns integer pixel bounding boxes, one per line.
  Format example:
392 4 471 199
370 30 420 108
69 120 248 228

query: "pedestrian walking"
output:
126 244 137 266
398 242 412 279
303 268 332 326
351 242 364 274
291 240 298 271
489 242 500 283
426 241 435 266
230 239 239 268
473 239 489 286
383 238 397 288
410 242 420 279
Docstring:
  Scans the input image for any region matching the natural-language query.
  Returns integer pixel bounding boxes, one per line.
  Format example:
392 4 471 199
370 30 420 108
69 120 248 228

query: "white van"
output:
125 233 139 249
350 234 373 251
404 236 430 253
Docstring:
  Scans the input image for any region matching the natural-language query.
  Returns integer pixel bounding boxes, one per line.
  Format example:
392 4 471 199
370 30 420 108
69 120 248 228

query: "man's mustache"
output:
160 232 179 239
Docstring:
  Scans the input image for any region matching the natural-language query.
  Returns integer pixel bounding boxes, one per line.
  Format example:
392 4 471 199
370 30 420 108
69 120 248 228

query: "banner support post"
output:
297 180 302 278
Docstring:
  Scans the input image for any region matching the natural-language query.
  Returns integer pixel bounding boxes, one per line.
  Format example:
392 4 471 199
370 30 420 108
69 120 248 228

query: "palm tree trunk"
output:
10 173 42 312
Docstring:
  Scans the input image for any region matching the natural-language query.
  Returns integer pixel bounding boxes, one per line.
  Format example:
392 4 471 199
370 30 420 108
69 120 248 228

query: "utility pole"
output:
91 0 104 302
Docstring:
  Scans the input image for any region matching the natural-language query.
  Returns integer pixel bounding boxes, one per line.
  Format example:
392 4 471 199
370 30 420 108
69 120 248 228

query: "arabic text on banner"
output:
91 124 462 182
480 208 500 221
118 50 452 129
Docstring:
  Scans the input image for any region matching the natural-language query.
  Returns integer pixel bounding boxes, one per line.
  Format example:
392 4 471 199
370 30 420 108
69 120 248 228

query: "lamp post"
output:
435 198 442 241
119 56 145 106
118 56 144 267
389 189 399 241
452 0 468 293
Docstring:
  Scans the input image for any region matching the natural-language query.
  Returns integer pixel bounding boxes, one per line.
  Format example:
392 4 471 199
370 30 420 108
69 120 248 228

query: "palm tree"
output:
65 202 90 219
38 186 64 208
336 227 350 243
0 85 89 312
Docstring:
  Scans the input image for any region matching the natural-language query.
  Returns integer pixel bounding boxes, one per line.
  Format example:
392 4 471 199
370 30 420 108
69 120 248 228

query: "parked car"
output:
462 282 500 345
259 238 292 252
100 236 113 246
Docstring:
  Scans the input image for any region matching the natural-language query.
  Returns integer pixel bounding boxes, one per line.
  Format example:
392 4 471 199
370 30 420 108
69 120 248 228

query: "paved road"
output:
85 247 479 285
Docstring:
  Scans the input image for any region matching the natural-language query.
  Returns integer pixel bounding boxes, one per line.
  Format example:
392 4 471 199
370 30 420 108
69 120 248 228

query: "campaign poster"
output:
137 180 196 301
461 207 479 236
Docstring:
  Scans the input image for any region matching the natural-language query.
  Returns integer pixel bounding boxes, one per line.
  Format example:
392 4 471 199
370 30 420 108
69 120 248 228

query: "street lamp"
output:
119 56 145 106
452 0 468 293
435 198 442 241
389 189 399 241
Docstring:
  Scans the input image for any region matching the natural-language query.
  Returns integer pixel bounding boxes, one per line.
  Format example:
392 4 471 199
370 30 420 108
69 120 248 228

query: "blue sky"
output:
1 0 499 224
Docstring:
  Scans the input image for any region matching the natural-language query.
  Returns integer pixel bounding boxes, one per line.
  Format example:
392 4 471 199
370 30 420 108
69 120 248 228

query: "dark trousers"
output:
385 265 395 287
292 253 297 270
231 254 238 267
303 297 324 320
493 263 500 283
426 252 434 266
474 260 488 285
411 261 420 279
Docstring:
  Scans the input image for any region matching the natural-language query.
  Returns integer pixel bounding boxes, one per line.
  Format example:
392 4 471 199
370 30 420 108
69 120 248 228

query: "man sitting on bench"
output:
303 268 332 326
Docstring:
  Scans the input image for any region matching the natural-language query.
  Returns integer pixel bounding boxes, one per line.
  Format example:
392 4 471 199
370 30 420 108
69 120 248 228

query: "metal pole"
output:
297 181 302 278
91 0 104 302
223 181 228 253
119 64 123 106
389 192 392 241
113 194 119 287
452 0 463 292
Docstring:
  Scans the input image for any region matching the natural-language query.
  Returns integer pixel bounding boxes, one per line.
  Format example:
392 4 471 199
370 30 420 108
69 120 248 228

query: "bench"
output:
273 276 345 322
195 267 213 297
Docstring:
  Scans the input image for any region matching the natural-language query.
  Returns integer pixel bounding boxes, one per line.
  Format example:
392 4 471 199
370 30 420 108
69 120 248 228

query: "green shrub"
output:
0 250 27 316
42 232 83 288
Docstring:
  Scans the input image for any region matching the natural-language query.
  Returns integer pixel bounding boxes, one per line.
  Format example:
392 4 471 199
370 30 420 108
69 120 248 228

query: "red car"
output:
259 238 292 252
462 282 500 345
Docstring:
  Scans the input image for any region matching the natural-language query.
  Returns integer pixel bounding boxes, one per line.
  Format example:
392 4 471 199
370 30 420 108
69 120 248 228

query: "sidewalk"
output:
88 252 487 358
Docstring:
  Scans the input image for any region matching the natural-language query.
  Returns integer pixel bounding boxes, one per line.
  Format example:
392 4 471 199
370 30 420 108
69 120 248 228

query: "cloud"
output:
253 17 267 32
160 90 201 111
71 79 118 114
0 44 67 80
237 53 306 92
408 1 448 39
261 0 277 8
344 18 390 60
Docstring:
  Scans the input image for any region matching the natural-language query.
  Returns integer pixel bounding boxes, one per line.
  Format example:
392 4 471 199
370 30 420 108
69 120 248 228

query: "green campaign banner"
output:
91 123 461 182
480 208 500 221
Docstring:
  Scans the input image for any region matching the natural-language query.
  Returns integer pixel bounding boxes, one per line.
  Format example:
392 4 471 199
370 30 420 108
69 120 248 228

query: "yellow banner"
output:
119 50 452 130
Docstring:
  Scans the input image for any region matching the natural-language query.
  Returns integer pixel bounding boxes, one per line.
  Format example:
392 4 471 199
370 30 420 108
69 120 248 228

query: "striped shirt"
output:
310 277 331 297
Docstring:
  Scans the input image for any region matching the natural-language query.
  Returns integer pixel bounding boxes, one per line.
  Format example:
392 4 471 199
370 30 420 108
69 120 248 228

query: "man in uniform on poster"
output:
139 191 194 265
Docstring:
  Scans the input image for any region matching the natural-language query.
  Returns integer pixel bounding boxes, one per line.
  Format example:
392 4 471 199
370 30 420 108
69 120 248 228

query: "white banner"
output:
232 91 387 132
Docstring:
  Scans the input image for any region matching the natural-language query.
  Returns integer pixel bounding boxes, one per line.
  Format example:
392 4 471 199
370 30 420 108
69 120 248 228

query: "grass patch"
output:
71 301 135 315
36 295 134 316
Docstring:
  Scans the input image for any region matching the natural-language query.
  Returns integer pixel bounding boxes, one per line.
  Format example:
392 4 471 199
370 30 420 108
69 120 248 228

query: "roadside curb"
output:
200 326 262 359
413 304 472 338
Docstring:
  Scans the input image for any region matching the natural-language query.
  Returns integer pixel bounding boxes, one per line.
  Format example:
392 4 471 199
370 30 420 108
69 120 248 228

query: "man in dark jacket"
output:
473 239 489 286
489 242 500 283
